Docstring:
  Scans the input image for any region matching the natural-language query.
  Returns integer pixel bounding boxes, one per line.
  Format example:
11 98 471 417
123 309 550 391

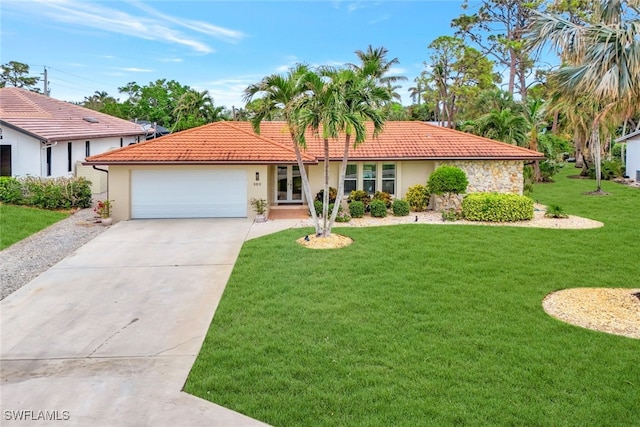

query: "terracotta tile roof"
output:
250 121 544 161
85 121 316 164
0 87 145 142
84 120 544 165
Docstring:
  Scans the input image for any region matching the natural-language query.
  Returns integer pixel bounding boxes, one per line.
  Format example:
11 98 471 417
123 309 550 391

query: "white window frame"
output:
381 163 396 195
342 161 398 196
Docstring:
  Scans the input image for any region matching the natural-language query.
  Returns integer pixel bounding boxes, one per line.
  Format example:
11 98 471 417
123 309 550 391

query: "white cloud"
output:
159 58 184 63
117 67 154 73
369 14 389 24
9 0 244 54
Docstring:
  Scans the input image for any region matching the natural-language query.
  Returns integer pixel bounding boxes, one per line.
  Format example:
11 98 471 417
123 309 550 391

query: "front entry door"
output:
277 165 303 203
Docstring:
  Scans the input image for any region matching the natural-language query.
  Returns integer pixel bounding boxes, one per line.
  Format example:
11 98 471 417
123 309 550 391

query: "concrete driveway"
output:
0 219 281 426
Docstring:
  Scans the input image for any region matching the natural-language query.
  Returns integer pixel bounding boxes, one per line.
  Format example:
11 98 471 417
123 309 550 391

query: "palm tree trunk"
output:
322 139 330 237
593 127 602 192
290 132 320 235
328 135 351 233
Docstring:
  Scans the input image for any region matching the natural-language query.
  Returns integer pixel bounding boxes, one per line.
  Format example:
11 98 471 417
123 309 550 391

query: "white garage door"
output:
131 169 247 218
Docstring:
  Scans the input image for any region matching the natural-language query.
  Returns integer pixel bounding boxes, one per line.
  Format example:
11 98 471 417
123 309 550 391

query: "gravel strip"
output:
1 208 108 300
292 204 604 230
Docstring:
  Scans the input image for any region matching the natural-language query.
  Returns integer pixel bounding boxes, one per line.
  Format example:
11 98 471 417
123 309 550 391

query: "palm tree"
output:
474 108 529 146
295 67 389 236
523 98 548 181
527 0 640 192
173 89 223 131
348 45 407 102
243 64 321 234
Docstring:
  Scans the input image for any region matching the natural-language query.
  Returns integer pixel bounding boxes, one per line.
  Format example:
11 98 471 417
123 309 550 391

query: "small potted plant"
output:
250 198 267 223
95 199 113 226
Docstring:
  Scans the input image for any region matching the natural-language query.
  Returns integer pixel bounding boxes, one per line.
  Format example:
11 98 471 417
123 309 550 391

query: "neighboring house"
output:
83 121 544 221
0 87 145 178
615 130 640 182
135 120 171 140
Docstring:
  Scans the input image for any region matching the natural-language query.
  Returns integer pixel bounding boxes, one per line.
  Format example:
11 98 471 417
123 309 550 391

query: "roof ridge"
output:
415 121 543 156
223 121 317 162
0 87 144 127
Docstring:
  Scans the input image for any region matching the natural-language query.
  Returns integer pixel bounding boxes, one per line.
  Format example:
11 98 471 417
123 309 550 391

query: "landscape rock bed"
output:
543 288 640 339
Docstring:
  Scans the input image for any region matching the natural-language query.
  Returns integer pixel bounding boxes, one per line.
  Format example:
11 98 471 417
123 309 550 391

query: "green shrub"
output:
587 160 624 180
462 193 534 222
523 165 534 197
441 208 461 222
349 200 365 218
370 199 387 218
539 160 562 182
545 204 568 219
335 209 351 223
348 190 371 211
428 166 468 195
313 200 347 221
313 200 323 217
68 177 92 208
0 177 24 204
6 176 93 210
372 191 392 208
392 199 410 216
405 184 430 211
602 159 624 180
315 187 337 203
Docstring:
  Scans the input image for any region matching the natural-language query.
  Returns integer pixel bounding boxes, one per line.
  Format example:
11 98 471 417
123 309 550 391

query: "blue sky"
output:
2 0 486 108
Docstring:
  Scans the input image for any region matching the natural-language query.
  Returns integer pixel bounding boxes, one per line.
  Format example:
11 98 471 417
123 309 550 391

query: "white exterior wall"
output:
1 127 41 176
625 138 640 182
0 127 137 178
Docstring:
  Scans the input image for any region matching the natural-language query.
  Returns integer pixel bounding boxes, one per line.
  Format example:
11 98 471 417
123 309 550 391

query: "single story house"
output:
83 120 543 221
0 87 145 179
615 130 640 182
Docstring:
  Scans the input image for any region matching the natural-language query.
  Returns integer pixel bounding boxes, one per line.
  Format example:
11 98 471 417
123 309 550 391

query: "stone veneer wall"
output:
432 160 524 211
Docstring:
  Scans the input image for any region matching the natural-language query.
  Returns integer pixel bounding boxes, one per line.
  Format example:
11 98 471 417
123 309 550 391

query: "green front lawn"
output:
0 204 69 250
186 167 639 426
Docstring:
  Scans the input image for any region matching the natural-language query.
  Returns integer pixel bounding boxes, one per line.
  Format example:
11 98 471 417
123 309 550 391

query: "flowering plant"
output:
94 200 113 219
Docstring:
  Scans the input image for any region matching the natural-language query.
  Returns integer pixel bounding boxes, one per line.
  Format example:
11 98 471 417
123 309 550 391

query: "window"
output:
120 137 123 148
344 164 357 195
363 163 376 194
85 141 90 157
67 142 72 172
46 146 52 176
382 163 396 194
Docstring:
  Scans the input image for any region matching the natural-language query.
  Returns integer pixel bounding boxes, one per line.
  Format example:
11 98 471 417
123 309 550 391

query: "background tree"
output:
424 36 497 128
0 61 40 92
452 0 542 101
527 0 640 191
172 89 225 131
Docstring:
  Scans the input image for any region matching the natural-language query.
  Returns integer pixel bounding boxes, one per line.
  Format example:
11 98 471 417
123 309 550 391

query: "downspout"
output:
92 165 109 198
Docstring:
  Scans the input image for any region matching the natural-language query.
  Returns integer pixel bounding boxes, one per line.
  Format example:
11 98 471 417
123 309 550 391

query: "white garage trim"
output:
131 169 247 218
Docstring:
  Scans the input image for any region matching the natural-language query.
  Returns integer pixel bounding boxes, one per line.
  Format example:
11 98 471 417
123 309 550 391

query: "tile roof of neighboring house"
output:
0 87 145 142
84 120 545 165
85 121 317 164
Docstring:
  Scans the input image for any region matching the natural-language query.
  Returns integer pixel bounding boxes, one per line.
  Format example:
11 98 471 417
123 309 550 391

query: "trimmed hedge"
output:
0 176 92 210
392 199 410 216
462 193 534 222
428 166 468 195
